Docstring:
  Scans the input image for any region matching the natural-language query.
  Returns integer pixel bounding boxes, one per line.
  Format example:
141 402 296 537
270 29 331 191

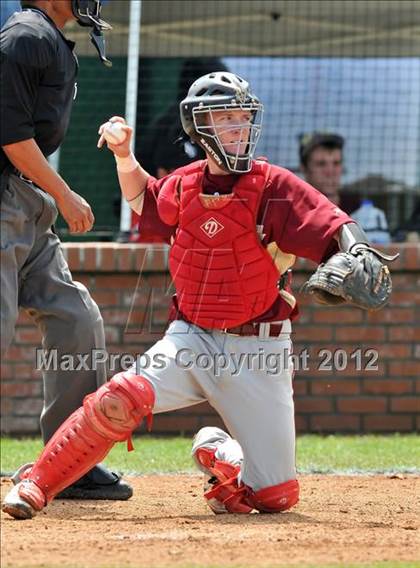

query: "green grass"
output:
1 434 419 475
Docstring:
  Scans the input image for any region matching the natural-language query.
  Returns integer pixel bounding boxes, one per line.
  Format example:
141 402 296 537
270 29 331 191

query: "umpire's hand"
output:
56 189 95 233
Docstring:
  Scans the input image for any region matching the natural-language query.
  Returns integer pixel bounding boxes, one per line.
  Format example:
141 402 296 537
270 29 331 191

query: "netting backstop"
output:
54 0 419 240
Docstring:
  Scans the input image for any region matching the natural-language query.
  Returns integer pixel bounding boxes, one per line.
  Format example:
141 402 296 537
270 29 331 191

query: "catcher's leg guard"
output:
2 372 154 518
192 428 299 514
247 479 300 513
192 428 251 514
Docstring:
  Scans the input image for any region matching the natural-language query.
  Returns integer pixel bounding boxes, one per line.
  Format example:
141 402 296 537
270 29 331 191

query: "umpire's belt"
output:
219 320 290 338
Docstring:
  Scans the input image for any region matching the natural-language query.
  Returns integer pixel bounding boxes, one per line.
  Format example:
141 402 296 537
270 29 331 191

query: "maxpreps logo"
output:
200 217 224 238
200 138 223 165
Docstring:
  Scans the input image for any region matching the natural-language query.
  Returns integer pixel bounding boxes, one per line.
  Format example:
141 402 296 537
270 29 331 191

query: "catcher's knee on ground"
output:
205 470 299 514
194 441 299 514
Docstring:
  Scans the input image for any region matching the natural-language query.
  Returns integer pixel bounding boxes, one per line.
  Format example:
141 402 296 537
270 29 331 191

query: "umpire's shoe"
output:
12 463 133 501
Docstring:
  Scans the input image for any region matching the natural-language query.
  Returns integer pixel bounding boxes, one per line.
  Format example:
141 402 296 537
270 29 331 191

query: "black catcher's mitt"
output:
302 247 398 311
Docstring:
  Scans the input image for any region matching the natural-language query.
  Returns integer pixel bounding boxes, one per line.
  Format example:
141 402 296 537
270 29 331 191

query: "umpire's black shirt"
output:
0 7 78 175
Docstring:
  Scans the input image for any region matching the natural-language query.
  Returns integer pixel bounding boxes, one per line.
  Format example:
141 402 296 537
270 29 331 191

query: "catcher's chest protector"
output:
164 160 281 329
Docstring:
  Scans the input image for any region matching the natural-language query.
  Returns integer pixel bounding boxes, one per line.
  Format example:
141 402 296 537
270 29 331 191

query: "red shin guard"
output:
197 447 252 513
19 373 154 504
248 479 300 512
197 447 299 514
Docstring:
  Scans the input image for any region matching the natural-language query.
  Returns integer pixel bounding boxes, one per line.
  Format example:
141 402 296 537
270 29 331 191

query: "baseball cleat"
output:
192 426 243 476
2 481 44 520
192 427 246 514
56 464 133 500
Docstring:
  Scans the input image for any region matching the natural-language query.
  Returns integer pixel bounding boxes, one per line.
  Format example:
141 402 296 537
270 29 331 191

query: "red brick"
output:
151 415 200 434
310 414 360 432
0 416 40 434
294 397 333 413
416 379 420 393
0 364 15 380
389 361 420 376
1 397 13 415
117 248 134 272
82 245 98 270
91 291 119 306
14 328 42 344
132 248 150 272
363 414 413 432
143 247 169 272
13 364 41 380
1 382 42 397
335 327 386 342
388 327 420 341
389 291 420 307
98 248 117 271
390 397 420 412
94 275 139 289
390 274 418 290
313 309 363 324
310 379 360 395
4 345 36 361
66 246 82 271
363 379 413 395
405 245 420 270
72 274 92 287
367 308 415 323
295 414 308 432
293 378 307 395
292 326 333 341
337 397 387 413
101 309 134 326
104 326 121 344
368 344 412 359
14 398 43 416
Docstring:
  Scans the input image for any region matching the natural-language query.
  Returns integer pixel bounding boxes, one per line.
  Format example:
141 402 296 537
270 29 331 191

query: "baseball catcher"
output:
2 72 395 519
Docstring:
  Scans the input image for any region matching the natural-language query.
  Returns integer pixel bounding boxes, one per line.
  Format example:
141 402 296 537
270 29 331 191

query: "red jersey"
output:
134 160 354 323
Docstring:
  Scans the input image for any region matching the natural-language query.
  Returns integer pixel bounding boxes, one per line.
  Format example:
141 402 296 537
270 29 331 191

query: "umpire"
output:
0 0 131 499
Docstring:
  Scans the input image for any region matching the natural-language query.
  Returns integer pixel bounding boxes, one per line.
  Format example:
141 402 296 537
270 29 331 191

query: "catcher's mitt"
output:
302 247 398 311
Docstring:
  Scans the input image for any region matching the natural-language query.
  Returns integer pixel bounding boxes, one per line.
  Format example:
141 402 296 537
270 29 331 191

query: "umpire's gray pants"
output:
1 174 106 442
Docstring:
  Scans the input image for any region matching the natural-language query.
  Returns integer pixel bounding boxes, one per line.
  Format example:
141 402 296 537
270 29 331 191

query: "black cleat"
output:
55 464 133 501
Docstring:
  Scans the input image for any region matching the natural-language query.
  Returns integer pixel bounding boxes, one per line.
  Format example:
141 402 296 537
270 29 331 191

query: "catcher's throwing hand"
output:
97 116 133 158
302 247 398 311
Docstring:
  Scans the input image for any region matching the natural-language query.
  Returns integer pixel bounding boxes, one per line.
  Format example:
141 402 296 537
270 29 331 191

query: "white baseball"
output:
103 121 127 145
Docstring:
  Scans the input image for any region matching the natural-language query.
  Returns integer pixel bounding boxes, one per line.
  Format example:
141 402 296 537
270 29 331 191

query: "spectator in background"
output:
130 58 230 242
138 58 229 179
299 131 391 244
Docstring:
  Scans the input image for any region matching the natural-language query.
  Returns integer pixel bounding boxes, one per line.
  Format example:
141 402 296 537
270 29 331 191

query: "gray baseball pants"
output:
1 173 106 442
133 318 296 491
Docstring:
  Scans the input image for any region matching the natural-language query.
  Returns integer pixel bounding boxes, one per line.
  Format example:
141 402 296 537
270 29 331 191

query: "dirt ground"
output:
1 474 419 568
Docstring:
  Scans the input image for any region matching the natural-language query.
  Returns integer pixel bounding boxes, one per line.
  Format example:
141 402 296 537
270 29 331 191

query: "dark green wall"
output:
57 57 182 241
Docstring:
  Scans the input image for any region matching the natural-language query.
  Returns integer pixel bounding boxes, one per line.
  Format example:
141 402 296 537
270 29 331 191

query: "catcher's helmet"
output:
71 0 112 66
180 72 263 173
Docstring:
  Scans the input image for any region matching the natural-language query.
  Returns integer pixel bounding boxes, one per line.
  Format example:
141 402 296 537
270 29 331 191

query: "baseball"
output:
102 121 127 145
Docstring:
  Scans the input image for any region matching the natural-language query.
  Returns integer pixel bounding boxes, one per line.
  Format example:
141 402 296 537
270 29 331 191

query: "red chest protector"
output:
157 160 281 329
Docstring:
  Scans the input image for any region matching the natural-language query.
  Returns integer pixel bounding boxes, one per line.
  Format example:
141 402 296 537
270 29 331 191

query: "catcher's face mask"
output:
180 72 263 173
193 106 263 173
71 0 112 67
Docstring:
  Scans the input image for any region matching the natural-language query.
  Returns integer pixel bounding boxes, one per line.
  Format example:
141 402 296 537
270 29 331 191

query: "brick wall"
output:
1 243 419 435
